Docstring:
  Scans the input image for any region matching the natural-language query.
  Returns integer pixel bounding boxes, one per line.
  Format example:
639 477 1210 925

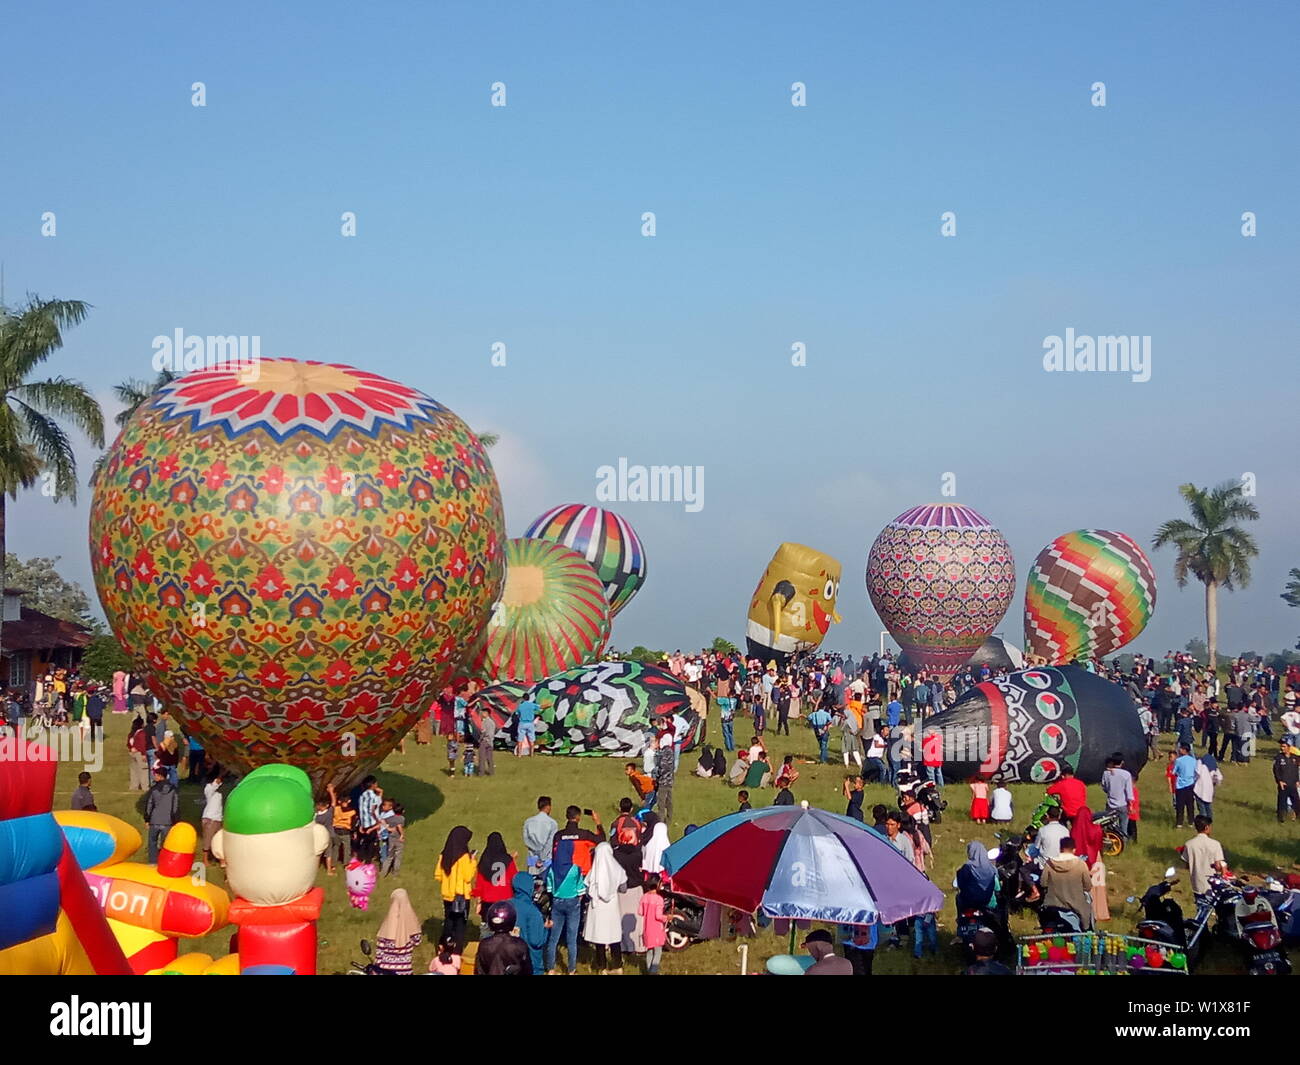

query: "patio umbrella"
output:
662 802 944 927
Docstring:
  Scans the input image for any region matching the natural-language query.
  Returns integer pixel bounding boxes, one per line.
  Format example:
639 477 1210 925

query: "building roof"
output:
0 606 94 653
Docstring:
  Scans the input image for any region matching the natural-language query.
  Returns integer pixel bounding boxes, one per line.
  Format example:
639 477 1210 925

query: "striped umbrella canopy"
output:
662 803 944 926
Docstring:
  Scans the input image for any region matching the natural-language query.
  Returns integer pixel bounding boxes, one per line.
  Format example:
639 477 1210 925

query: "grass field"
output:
52 707 1300 975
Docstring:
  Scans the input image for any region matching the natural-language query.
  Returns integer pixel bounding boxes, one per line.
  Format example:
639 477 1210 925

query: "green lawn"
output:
55 709 1298 975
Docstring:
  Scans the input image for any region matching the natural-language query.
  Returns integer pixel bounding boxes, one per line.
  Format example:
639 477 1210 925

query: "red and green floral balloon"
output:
89 359 505 793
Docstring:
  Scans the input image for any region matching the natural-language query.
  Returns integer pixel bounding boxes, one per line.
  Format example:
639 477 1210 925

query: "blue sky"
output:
2 1 1298 658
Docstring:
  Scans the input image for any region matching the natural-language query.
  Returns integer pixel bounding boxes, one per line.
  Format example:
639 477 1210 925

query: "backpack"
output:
614 815 641 847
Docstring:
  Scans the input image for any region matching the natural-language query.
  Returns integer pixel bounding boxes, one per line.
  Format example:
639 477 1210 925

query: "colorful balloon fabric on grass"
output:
527 660 702 756
465 681 528 747
1024 529 1157 664
523 503 646 617
922 665 1148 784
866 503 1016 681
472 537 612 684
89 359 505 794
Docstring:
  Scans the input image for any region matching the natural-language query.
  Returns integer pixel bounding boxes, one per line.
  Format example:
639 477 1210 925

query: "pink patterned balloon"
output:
866 504 1016 681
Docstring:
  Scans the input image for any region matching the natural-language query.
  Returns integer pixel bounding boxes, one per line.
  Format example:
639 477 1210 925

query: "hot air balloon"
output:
866 504 1015 681
89 359 505 795
522 504 646 617
1024 529 1157 665
921 665 1147 784
465 680 528 749
527 660 703 756
745 543 842 665
471 537 612 685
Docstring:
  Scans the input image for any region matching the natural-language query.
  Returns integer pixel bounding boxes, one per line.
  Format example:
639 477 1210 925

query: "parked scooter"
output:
1133 867 1208 970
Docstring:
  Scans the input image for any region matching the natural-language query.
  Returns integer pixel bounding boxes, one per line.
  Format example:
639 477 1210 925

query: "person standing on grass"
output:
1100 754 1135 839
1194 753 1222 820
1273 743 1300 823
654 721 676 825
372 889 423 975
329 787 356 873
639 873 668 975
70 771 96 811
84 684 106 741
1182 815 1226 908
807 701 832 764
477 713 497 776
126 717 150 791
1172 743 1198 827
144 766 179 863
201 771 224 864
545 806 604 975
435 825 477 950
523 795 558 874
514 693 538 757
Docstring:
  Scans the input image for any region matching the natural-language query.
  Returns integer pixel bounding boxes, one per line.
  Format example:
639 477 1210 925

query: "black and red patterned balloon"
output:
920 665 1146 784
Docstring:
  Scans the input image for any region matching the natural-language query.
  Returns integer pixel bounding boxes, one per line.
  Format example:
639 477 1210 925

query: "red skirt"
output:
970 798 990 820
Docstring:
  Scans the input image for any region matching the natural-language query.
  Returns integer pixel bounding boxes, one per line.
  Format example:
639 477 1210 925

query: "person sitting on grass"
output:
737 789 752 813
774 754 799 790
727 749 752 786
743 749 772 790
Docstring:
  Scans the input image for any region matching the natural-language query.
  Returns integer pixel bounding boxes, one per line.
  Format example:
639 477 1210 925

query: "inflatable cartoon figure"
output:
0 747 131 975
346 858 378 909
211 764 330 975
745 544 842 665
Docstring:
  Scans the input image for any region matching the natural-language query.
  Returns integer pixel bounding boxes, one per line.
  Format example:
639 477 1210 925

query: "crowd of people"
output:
10 643 1298 975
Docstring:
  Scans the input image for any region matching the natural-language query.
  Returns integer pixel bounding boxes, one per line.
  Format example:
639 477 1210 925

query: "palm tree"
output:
89 369 178 485
0 296 105 659
1282 568 1300 609
476 431 499 448
1152 481 1260 668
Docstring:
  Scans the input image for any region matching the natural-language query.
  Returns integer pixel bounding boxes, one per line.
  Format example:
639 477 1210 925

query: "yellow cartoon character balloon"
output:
745 543 842 664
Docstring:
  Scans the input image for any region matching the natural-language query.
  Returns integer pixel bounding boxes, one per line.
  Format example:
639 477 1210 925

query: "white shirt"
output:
202 781 223 821
1037 821 1070 861
990 787 1013 821
1281 709 1300 733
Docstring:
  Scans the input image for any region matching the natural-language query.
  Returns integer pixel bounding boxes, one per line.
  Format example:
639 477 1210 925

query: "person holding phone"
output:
544 805 605 975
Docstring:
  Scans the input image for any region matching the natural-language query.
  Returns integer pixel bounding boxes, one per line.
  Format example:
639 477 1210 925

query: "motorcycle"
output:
1228 882 1291 975
663 889 708 951
1259 876 1300 946
1039 906 1084 935
344 938 381 975
1133 867 1208 970
1092 808 1126 858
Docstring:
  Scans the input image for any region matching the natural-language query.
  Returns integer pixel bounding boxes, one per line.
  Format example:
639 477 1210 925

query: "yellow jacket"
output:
435 854 477 901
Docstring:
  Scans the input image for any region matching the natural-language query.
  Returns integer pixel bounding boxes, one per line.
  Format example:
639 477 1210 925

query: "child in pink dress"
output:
427 934 462 974
639 873 668 975
969 780 990 823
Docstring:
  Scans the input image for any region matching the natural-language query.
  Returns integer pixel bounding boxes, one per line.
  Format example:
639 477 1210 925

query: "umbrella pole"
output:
789 924 796 954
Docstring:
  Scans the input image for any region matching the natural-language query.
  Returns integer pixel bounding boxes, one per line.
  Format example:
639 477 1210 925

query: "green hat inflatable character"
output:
210 764 330 906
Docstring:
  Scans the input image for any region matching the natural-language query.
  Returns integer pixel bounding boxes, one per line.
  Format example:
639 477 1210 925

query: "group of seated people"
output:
692 741 800 806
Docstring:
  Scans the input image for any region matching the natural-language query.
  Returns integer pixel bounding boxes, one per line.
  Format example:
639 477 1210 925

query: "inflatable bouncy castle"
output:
0 746 131 974
56 813 230 974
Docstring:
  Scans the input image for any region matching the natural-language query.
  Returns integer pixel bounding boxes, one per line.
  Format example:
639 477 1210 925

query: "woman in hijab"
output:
472 831 517 913
955 841 998 910
373 888 423 974
584 841 628 974
694 744 716 778
641 820 671 874
710 747 727 778
1071 807 1103 869
434 826 476 948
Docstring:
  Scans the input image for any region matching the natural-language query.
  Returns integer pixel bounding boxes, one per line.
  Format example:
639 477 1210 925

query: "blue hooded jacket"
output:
511 872 546 974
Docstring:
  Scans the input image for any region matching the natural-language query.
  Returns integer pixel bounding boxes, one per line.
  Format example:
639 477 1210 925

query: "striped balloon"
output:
523 504 646 617
1024 530 1157 664
472 538 612 684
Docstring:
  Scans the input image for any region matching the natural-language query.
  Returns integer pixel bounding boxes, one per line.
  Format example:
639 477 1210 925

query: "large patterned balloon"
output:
89 359 505 794
523 504 646 617
866 503 1015 682
922 665 1147 784
472 537 612 684
527 660 703 756
1024 530 1157 664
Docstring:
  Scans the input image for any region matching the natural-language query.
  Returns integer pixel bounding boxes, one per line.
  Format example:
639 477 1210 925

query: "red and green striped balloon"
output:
1024 529 1157 664
523 504 646 617
471 537 612 684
